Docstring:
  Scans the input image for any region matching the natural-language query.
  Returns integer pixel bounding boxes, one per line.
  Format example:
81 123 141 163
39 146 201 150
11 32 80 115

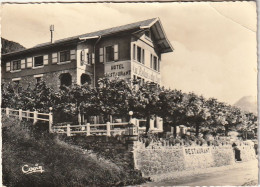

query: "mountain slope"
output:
234 96 257 114
1 38 26 54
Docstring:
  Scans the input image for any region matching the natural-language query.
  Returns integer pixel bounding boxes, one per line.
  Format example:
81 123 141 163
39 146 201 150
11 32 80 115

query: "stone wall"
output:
133 141 255 178
64 136 256 181
3 69 77 91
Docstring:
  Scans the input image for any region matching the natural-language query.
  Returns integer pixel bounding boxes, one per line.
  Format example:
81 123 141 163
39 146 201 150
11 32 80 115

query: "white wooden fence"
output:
2 107 163 137
2 107 53 132
52 122 131 136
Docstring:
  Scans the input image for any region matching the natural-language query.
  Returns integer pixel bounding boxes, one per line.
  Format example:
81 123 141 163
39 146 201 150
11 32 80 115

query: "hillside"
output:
234 96 257 114
2 116 146 186
1 38 26 54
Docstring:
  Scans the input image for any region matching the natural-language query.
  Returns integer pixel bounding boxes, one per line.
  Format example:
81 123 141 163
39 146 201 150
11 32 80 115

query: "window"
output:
150 54 153 68
36 77 42 83
153 56 157 71
34 56 44 67
13 80 20 85
142 49 145 64
145 30 151 38
137 46 141 63
60 50 70 62
105 46 115 62
12 60 21 71
133 44 136 60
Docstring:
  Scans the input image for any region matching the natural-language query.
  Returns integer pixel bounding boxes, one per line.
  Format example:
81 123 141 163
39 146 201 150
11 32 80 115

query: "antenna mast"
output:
50 25 54 43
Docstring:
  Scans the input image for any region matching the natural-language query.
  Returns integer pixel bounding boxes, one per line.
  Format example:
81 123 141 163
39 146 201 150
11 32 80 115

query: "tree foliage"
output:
1 78 257 137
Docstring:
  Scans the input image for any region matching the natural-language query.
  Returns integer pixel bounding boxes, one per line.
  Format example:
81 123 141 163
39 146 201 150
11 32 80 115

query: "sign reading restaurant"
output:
184 147 211 155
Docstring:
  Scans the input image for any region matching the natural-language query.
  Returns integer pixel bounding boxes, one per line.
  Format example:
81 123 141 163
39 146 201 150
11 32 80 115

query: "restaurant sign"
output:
104 61 131 78
132 62 161 83
184 147 211 155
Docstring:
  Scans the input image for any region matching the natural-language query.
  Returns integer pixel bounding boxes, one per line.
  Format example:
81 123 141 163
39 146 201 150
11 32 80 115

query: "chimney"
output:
50 25 54 43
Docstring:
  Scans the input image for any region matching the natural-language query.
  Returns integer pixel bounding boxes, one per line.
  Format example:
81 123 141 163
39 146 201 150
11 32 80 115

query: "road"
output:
144 160 258 186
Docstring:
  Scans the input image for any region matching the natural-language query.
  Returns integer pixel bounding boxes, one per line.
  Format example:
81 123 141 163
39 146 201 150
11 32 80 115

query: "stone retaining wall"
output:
133 141 255 178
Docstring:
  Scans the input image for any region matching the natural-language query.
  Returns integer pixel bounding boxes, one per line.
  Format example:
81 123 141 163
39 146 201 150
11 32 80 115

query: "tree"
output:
183 93 211 137
158 88 185 137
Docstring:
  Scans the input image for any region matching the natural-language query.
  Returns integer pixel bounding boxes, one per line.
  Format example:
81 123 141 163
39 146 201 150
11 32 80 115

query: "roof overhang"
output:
141 18 173 53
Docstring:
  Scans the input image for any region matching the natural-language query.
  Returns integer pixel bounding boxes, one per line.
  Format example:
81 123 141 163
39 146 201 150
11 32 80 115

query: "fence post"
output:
107 122 111 136
86 123 90 136
19 109 22 120
6 107 9 117
33 110 38 125
49 107 53 133
26 110 30 121
67 124 71 136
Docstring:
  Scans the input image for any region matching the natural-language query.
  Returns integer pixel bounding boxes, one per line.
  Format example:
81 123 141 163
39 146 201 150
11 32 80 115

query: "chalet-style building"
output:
2 18 173 90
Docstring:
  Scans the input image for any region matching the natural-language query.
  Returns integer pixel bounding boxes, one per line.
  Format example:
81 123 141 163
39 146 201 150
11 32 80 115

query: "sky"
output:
1 2 257 105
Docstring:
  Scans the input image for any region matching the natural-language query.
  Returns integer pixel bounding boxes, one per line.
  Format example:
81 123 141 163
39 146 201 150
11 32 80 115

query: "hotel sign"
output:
104 61 131 79
132 62 161 83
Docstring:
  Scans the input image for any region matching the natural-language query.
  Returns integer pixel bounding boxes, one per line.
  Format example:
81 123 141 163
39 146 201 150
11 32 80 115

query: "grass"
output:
2 115 146 186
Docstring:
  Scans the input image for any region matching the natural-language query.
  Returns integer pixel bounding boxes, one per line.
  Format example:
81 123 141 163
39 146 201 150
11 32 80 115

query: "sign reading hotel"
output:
104 61 131 79
132 62 161 84
184 147 211 155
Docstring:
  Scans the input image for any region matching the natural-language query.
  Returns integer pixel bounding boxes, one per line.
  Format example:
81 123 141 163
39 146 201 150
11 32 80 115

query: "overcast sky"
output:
1 2 257 105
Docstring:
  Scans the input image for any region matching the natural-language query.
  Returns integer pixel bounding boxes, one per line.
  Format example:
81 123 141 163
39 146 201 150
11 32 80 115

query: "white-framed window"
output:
100 44 119 63
59 50 70 63
150 54 153 68
153 56 157 71
137 46 141 63
34 55 44 67
135 45 145 64
34 74 43 83
133 44 136 60
12 60 21 71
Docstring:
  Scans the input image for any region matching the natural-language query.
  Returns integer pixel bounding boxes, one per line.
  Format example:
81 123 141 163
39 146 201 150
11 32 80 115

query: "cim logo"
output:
22 164 44 174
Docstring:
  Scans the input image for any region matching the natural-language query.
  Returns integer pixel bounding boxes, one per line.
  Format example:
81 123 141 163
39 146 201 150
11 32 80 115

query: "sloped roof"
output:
3 18 173 57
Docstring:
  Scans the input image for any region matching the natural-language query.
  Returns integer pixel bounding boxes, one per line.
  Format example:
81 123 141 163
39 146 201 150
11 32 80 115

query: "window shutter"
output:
21 59 26 69
99 48 104 63
114 44 118 61
87 53 91 65
92 53 95 64
52 53 58 63
70 49 76 60
80 50 85 62
158 60 160 72
6 62 11 72
43 55 48 65
27 57 33 68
